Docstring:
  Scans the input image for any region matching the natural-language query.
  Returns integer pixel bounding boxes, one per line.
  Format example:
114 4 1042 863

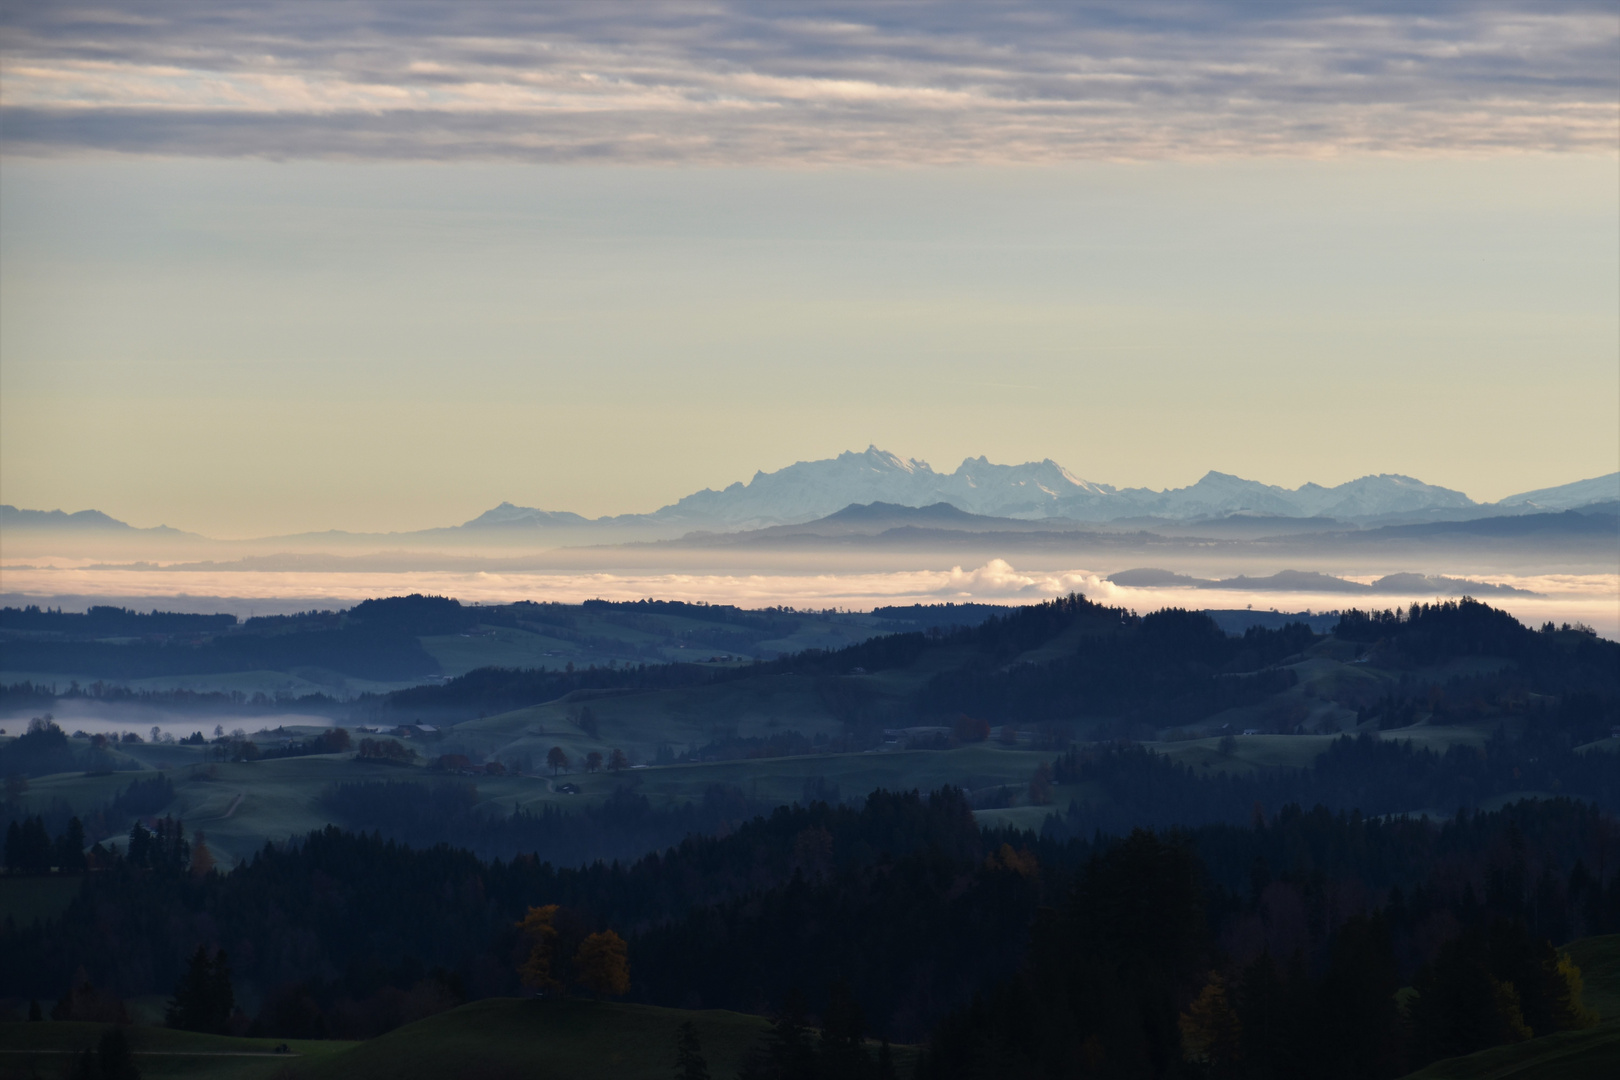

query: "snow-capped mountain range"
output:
457 446 1618 533
6 448 1615 539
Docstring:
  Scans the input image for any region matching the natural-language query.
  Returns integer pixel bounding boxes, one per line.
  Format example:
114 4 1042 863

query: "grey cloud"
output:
1 1 1614 162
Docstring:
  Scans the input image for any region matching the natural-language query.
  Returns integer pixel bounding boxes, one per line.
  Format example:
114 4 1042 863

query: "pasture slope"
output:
298 999 778 1079
1397 1023 1620 1079
3 718 1567 871
0 1023 352 1079
0 1000 908 1079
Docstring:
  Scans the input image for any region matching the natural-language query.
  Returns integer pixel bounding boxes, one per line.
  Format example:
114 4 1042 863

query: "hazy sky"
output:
1 1 1616 537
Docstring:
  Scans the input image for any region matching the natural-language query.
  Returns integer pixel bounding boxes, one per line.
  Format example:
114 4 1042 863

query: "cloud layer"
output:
2 563 1615 637
2 1 1615 162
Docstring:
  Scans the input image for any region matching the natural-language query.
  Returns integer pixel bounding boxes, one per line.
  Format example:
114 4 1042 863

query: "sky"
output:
1 1 1617 537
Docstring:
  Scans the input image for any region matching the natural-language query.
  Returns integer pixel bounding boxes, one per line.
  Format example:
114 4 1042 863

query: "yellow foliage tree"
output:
1555 953 1600 1029
574 930 630 998
1180 970 1242 1074
1488 977 1533 1043
517 904 562 993
986 843 1039 879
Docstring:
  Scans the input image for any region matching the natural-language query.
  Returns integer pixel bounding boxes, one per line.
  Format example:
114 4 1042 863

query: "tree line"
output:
5 788 1617 1057
1044 729 1620 836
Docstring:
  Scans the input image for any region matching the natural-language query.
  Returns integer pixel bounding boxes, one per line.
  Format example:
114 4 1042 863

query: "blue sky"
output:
0 2 1616 535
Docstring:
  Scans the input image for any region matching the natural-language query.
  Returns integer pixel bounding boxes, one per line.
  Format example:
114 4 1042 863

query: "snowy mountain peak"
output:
1499 472 1620 511
840 445 931 475
451 452 1612 537
617 451 1499 528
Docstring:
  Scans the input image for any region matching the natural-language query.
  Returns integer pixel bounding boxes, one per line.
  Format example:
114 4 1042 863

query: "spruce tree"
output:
167 945 234 1033
674 1020 711 1080
54 817 87 873
97 1027 142 1080
819 981 875 1078
209 950 236 1031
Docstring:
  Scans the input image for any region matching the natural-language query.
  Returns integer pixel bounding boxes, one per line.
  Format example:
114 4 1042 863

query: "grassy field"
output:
0 1022 354 1080
8 737 1056 867
293 998 774 1080
421 627 581 676
1567 935 1620 1020
297 998 921 1080
0 999 917 1080
3 629 1550 869
1397 1021 1620 1079
7 705 1503 870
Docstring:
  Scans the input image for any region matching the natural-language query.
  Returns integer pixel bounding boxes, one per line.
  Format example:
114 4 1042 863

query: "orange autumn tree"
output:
574 930 630 998
189 830 216 878
517 905 562 994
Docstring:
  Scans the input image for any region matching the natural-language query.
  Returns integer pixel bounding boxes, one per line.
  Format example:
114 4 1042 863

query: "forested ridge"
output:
1048 731 1620 835
0 594 1000 687
4 594 1619 1076
366 593 1618 736
4 790 1617 1073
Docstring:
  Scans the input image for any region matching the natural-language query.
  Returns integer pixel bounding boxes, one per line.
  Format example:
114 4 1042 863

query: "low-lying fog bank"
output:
3 560 1615 638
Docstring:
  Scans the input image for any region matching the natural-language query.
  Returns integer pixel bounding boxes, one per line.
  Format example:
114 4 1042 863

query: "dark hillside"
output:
6 792 1618 1052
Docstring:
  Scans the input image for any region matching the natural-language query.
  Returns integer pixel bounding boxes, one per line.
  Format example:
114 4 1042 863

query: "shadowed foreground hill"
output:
1397 1021 1620 1079
0 1023 352 1079
0 1003 780 1080
298 999 776 1080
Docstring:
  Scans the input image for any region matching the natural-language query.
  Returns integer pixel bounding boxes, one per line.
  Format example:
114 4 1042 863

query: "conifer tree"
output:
97 1027 142 1080
53 817 87 873
819 981 875 1077
876 1039 897 1080
166 946 234 1033
674 1020 711 1080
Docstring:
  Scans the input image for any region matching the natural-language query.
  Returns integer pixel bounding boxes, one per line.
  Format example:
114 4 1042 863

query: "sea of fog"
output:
3 560 1616 638
0 705 335 740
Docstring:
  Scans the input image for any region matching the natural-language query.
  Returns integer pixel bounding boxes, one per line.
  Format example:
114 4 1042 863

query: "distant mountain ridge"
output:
1499 473 1620 511
461 502 591 528
0 505 187 534
6 453 1616 540
468 448 1613 532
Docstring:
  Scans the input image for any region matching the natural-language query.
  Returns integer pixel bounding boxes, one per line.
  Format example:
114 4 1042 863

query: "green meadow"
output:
0 999 920 1080
5 622 1608 869
1397 1021 1620 1080
0 1023 353 1080
295 999 780 1080
5 741 1060 868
